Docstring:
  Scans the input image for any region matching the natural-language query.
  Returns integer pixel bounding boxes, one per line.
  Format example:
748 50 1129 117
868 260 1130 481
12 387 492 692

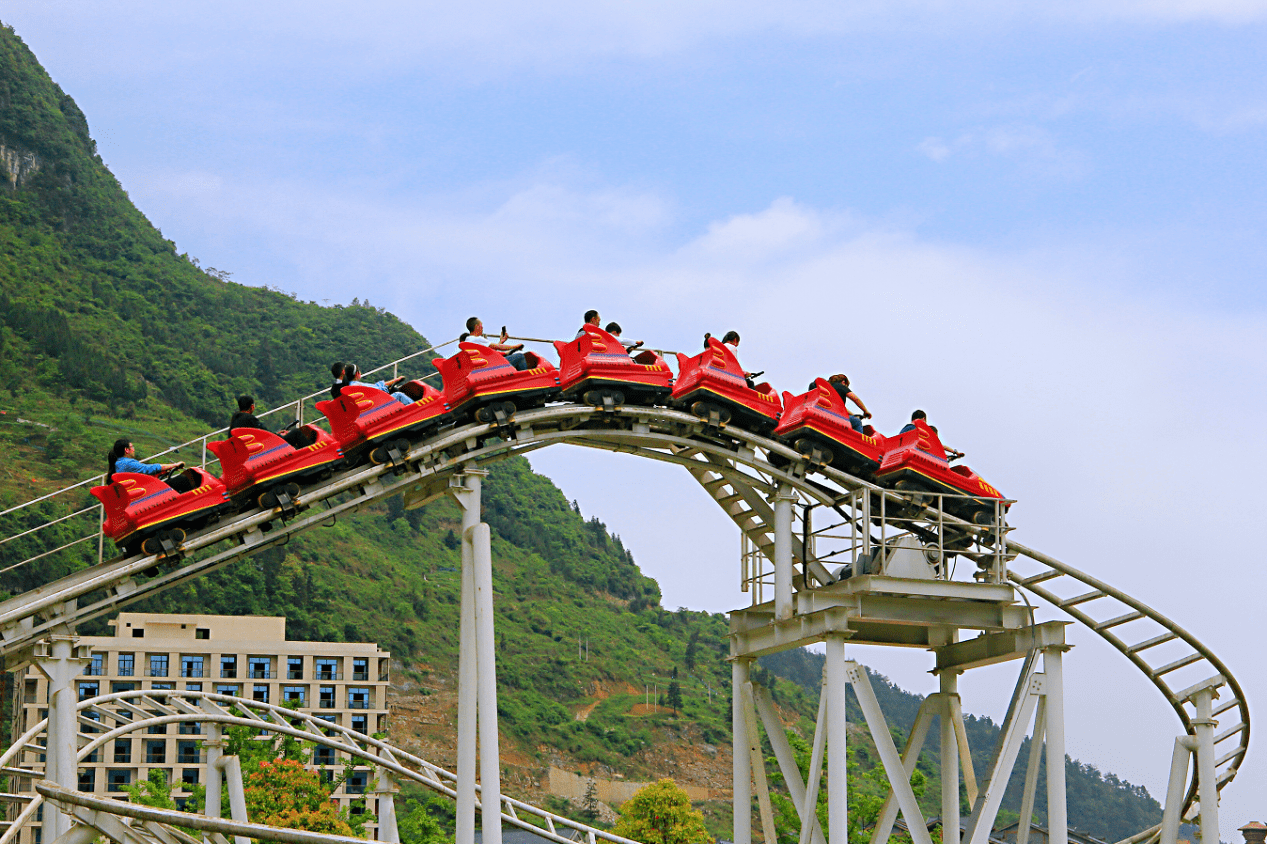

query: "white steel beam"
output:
741 683 777 844
220 755 250 844
869 697 935 844
453 469 484 844
733 659 753 844
34 631 88 841
1015 699 1047 844
752 684 826 844
799 684 829 844
1042 649 1068 844
940 674 961 844
824 636 848 844
846 663 933 844
963 664 1042 844
1159 737 1195 844
471 521 503 844
1191 686 1219 844
773 485 796 621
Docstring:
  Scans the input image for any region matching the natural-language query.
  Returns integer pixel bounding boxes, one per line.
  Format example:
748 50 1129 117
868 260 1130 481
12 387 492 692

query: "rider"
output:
824 374 871 433
463 317 528 371
575 309 602 339
604 322 644 351
715 330 758 389
230 395 312 448
900 410 964 459
343 364 413 406
106 438 196 493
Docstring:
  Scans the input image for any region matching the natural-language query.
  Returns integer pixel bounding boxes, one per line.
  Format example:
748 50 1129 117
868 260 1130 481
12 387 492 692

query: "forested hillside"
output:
0 20 1163 844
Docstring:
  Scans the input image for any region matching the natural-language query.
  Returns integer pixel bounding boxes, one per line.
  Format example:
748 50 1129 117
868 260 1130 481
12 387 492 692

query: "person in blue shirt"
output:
106 439 196 492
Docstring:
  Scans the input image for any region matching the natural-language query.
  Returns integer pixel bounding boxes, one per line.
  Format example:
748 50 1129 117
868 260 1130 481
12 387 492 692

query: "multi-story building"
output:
8 613 391 844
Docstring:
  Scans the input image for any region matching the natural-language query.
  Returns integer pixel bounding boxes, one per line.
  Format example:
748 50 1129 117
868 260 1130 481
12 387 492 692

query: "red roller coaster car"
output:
873 418 1006 523
207 426 344 509
317 380 450 467
672 337 782 432
774 378 887 472
553 325 672 408
91 468 229 556
434 342 560 426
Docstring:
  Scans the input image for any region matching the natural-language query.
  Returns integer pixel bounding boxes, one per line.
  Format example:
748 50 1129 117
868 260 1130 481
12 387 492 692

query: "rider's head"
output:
584 309 600 325
911 409 927 422
466 316 481 334
237 395 254 412
722 330 741 346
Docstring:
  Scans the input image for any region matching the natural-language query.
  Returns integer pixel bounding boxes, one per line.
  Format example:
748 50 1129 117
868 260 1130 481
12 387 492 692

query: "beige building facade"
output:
9 613 390 844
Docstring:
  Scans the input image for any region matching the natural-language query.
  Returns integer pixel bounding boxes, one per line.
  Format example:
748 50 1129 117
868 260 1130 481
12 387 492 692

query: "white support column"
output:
824 636 848 844
34 631 89 841
453 469 485 844
733 658 753 844
1191 686 1220 844
220 755 251 844
940 673 962 844
773 485 796 621
1042 648 1068 844
741 683 778 844
471 521 503 844
375 770 401 844
202 720 224 826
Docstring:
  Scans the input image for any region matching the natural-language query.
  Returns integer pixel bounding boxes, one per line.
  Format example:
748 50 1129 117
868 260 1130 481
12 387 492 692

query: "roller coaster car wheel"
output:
370 438 412 468
141 527 186 560
767 451 791 470
258 483 302 511
793 438 834 466
690 401 731 428
475 401 517 426
583 389 626 412
971 509 997 527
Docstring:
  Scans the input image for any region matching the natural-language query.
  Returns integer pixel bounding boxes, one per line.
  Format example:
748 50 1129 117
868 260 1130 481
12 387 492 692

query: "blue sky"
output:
4 1 1266 836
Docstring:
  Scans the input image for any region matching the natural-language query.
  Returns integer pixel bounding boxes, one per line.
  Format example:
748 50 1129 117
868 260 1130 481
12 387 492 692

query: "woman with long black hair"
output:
106 439 196 493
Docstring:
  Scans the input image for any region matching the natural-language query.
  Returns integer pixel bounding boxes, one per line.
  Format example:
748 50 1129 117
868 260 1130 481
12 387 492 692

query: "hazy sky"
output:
4 2 1265 837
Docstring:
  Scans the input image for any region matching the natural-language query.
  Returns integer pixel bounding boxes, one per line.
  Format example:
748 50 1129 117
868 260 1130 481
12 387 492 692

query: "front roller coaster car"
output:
207 426 344 509
553 324 672 409
91 468 230 557
316 381 450 469
774 378 887 472
434 342 560 426
873 418 1007 524
672 337 782 433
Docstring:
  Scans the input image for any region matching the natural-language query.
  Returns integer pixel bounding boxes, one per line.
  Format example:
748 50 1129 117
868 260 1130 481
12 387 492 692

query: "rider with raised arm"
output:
463 316 528 371
824 374 871 433
343 364 413 406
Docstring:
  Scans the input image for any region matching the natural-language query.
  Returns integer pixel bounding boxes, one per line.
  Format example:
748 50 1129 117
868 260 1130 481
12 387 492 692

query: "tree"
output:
666 681 683 715
612 779 710 844
581 779 600 823
243 758 367 837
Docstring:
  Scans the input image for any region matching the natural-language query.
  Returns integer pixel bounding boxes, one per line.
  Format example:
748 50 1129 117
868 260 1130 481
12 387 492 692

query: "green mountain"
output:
0 20 1162 844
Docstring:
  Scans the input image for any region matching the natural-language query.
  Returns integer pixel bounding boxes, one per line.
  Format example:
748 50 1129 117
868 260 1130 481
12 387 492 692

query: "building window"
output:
216 685 240 697
179 721 202 736
33 830 41 844
150 682 174 691
352 658 369 682
220 655 237 678
182 768 200 785
81 710 102 735
181 656 204 678
186 683 202 692
145 740 166 764
86 654 104 676
78 769 96 792
148 718 167 735
348 688 370 709
195 628 210 640
107 769 132 792
351 715 368 735
248 658 272 679
78 681 99 701
177 741 199 765
118 653 135 676
313 746 335 765
319 686 336 708
253 685 269 703
287 657 304 680
315 658 340 680
114 739 132 763
282 686 306 705
174 797 188 811
346 771 369 794
148 654 169 677
112 681 136 694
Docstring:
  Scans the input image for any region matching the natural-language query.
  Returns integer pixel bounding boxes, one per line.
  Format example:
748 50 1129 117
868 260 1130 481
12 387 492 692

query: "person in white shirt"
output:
462 317 528 371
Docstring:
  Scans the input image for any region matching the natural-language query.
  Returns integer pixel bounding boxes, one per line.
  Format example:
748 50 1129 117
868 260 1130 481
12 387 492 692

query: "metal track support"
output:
202 716 224 832
733 658 753 844
375 770 401 843
824 635 848 844
773 485 796 621
34 630 89 841
1159 737 1196 844
940 673 962 844
752 684 826 844
453 468 499 844
1042 647 1068 844
222 754 251 844
869 697 935 844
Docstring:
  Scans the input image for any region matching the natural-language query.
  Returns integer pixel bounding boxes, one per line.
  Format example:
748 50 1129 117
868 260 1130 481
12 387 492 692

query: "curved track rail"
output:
0 398 1248 836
